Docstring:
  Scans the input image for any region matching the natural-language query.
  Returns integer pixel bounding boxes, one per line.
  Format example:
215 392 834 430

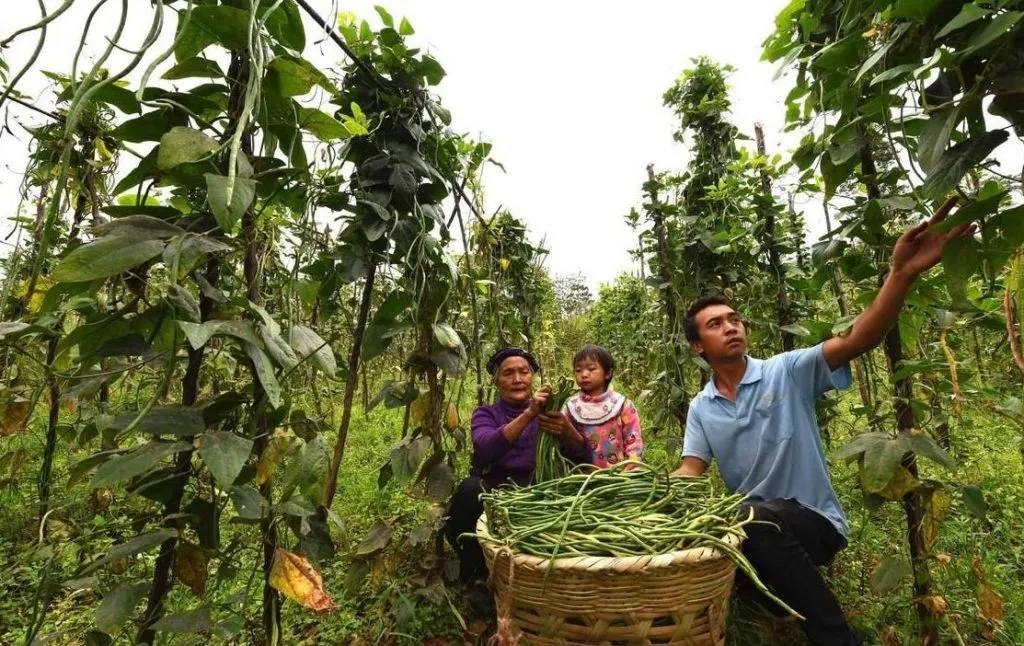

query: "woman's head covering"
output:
486 347 540 376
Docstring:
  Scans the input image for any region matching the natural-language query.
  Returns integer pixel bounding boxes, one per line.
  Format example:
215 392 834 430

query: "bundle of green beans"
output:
533 377 577 483
476 462 799 618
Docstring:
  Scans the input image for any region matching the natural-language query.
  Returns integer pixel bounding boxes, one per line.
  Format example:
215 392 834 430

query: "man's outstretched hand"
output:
891 196 976 280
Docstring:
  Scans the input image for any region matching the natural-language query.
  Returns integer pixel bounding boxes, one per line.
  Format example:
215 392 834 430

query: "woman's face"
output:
495 356 534 403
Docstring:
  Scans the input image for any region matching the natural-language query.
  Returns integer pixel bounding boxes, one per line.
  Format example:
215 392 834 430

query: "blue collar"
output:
707 356 763 399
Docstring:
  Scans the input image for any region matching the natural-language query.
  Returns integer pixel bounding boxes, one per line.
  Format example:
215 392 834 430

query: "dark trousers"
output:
443 476 488 583
740 499 860 646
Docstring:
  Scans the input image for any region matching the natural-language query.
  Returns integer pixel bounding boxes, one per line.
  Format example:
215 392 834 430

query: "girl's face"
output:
574 357 608 395
495 357 534 403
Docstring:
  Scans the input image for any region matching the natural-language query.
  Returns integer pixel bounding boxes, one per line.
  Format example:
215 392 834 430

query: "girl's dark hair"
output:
573 344 615 386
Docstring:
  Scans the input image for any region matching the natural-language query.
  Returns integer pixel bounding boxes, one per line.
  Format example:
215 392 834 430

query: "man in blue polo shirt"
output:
675 197 971 645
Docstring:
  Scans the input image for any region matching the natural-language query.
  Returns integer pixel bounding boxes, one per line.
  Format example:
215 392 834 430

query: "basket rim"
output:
475 512 743 572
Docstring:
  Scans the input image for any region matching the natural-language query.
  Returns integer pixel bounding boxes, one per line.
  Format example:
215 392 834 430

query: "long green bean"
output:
472 461 801 619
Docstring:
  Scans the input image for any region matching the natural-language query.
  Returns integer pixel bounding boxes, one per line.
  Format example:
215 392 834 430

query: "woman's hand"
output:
538 412 584 449
528 386 551 417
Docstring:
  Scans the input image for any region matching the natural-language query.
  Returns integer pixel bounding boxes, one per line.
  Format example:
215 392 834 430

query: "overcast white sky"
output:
7 0 1014 294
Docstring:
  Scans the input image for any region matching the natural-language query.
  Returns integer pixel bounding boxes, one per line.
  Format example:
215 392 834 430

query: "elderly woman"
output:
443 347 591 582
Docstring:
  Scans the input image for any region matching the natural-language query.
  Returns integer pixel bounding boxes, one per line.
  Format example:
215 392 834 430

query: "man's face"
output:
691 304 747 361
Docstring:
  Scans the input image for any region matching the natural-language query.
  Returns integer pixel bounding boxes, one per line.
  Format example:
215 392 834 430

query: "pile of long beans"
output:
533 378 577 483
476 462 798 617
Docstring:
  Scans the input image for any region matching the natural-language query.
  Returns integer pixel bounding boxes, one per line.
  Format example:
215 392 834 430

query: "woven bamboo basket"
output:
476 514 741 645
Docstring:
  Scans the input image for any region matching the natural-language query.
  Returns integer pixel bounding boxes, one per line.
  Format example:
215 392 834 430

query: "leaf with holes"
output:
174 542 208 598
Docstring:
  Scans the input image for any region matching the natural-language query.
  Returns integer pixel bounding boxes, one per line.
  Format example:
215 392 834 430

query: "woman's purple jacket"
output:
471 398 592 488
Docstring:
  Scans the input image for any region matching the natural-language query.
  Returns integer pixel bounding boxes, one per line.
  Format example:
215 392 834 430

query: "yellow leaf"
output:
269 548 335 612
258 433 298 485
880 465 918 501
0 398 31 437
444 404 459 432
918 595 948 616
410 393 431 426
174 541 208 598
499 258 510 271
923 489 951 546
936 553 952 566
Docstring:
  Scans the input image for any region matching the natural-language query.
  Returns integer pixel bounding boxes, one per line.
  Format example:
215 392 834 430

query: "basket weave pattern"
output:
477 515 739 645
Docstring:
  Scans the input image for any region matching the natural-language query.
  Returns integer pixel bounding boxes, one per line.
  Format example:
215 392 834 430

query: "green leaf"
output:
964 11 1023 54
962 485 987 520
918 107 960 174
107 406 206 437
893 0 936 21
425 462 454 503
389 163 418 197
420 55 446 86
861 438 907 493
198 431 253 488
53 237 165 283
260 328 299 370
431 323 461 349
921 130 1009 200
158 127 219 171
267 56 337 97
870 63 919 86
230 485 269 519
174 11 216 60
80 529 178 575
780 323 811 337
930 192 1006 233
936 3 990 39
96 582 149 634
855 24 910 83
190 6 250 51
204 173 256 233
399 17 414 35
89 84 141 114
245 342 283 408
901 432 955 470
355 520 391 557
941 235 981 307
112 110 186 143
373 6 394 27
93 215 185 240
92 441 192 487
179 320 260 350
296 107 352 141
289 325 337 376
114 149 159 194
869 556 912 594
163 57 224 80
265 0 305 51
839 436 889 467
150 606 212 634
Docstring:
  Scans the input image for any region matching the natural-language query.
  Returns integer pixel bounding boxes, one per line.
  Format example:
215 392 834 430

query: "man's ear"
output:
690 339 703 356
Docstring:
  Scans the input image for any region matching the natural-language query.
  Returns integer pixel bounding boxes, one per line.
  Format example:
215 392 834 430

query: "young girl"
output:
563 344 644 468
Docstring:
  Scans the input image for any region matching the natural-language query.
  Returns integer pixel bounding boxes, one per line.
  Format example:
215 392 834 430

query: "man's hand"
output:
823 196 977 370
890 196 975 280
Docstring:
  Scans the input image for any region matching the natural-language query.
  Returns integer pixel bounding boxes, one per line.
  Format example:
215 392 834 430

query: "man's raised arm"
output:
823 196 973 370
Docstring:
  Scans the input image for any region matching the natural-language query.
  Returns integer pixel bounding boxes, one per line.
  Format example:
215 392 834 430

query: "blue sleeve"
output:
782 342 852 399
681 403 712 463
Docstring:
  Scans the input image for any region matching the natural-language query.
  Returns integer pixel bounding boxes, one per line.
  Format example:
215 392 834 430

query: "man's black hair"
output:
683 294 733 343
573 344 615 386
